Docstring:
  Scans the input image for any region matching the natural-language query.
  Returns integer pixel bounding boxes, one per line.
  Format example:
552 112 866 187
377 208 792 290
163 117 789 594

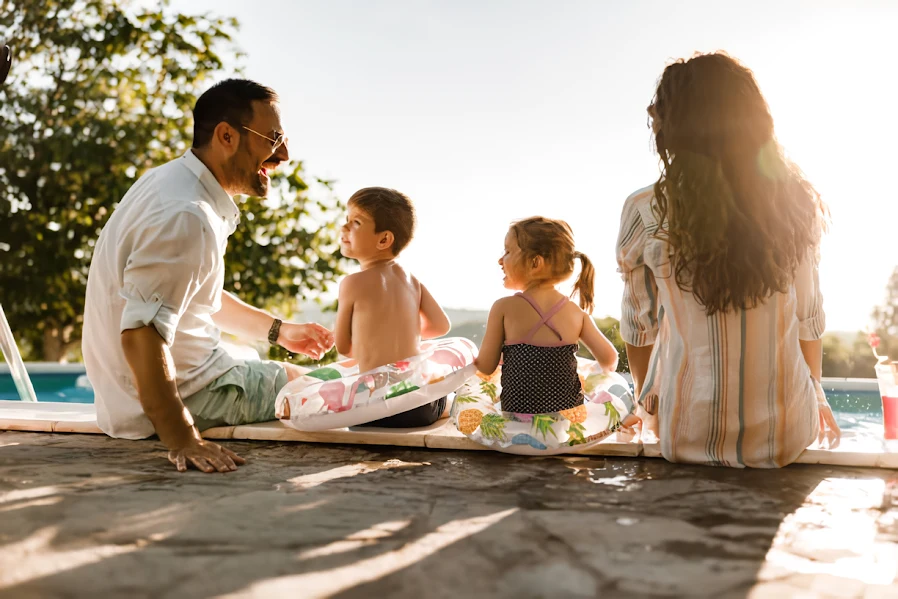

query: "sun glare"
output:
752 16 898 331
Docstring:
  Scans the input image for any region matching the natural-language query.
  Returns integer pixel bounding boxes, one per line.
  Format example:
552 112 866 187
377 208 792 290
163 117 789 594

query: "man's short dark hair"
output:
348 187 416 255
192 78 278 148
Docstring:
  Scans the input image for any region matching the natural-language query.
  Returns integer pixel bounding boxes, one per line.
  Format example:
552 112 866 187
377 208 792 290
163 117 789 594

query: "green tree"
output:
0 1 345 361
821 331 878 379
871 266 898 366
818 263 898 379
225 167 345 364
821 333 851 378
847 332 877 378
873 267 898 338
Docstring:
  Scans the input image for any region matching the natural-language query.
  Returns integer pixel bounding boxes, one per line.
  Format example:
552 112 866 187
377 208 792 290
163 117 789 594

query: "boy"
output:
335 187 451 427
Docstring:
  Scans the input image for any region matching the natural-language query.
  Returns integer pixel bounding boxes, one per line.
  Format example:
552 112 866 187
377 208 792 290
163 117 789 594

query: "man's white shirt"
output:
83 151 241 439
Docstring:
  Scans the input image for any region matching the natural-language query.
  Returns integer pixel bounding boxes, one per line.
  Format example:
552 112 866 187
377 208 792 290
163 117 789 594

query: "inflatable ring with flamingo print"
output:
276 337 477 431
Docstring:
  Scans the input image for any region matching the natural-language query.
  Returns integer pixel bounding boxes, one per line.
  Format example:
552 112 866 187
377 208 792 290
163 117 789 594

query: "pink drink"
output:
875 364 898 440
883 395 898 440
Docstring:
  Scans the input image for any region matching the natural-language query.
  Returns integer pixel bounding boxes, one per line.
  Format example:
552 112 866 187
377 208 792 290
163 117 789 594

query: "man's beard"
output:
246 166 268 197
227 152 269 197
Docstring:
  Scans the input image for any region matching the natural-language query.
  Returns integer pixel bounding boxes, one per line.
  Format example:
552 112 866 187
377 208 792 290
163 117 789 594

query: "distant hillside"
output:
448 320 487 346
446 308 488 324
444 309 488 346
292 303 489 333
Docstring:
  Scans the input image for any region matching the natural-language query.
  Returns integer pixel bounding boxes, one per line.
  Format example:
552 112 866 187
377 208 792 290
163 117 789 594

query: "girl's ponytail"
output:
572 251 595 313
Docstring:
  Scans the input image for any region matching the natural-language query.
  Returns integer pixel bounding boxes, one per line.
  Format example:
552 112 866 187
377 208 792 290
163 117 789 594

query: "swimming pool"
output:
0 365 886 432
0 368 95 404
825 388 885 433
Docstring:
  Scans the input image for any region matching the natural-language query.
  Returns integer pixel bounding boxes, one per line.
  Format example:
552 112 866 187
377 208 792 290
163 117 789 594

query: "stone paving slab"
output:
1 431 897 598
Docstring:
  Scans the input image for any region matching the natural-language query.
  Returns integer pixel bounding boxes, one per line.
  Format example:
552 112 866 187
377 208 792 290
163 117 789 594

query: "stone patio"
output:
1 431 896 598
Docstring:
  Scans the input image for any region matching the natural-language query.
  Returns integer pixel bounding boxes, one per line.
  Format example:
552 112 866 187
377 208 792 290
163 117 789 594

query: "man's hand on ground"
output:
168 438 246 473
278 322 335 360
121 326 245 474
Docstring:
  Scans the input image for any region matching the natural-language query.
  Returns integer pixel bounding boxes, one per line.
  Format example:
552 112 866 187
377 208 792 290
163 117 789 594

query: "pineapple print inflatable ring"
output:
450 358 637 455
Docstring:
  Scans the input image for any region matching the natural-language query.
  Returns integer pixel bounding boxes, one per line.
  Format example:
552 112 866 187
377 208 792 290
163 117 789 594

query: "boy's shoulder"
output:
340 263 420 293
396 265 423 295
340 269 367 284
338 270 366 298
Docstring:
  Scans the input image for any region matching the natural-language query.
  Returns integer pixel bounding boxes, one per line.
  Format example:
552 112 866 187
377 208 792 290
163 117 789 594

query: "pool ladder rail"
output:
0 304 39 402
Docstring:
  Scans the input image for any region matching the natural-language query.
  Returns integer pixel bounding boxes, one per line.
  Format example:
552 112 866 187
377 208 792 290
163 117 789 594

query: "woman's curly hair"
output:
650 52 827 314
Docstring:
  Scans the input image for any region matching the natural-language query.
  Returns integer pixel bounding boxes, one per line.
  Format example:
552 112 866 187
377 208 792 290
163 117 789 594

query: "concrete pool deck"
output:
2 400 898 469
1 430 897 598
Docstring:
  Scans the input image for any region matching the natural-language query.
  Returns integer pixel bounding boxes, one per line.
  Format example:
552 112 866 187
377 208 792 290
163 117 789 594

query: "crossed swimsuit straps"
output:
499 293 584 414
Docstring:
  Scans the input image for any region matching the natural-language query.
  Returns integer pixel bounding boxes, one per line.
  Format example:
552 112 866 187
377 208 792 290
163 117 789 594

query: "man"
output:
83 79 334 473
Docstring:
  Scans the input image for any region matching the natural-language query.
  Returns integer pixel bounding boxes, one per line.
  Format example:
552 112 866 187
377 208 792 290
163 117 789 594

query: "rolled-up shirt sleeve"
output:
794 244 825 341
616 199 659 347
120 211 215 346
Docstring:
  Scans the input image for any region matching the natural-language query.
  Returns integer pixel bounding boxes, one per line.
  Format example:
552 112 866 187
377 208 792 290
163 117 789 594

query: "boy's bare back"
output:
335 187 450 373
337 262 424 372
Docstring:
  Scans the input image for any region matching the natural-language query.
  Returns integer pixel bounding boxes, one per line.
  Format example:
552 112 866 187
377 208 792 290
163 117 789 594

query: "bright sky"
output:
172 0 898 332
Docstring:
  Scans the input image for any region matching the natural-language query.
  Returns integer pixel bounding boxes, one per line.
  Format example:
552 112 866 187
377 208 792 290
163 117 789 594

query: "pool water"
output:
0 372 95 404
824 388 884 433
0 372 888 432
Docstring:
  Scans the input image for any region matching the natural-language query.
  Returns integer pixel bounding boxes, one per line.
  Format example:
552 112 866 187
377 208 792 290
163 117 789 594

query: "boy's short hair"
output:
347 187 416 255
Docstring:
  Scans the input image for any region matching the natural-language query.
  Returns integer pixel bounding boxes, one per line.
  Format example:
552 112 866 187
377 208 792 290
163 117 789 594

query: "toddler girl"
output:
476 217 620 414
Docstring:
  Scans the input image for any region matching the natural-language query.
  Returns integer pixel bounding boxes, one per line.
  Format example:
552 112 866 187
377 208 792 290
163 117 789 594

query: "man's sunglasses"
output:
242 126 287 153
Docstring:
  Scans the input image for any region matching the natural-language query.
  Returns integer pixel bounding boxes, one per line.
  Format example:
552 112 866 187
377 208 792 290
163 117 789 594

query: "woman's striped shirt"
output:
616 185 822 468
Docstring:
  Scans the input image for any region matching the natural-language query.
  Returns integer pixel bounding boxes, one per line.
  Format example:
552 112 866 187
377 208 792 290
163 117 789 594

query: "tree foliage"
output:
225 167 345 363
863 265 898 373
872 267 898 345
821 332 876 379
0 0 346 360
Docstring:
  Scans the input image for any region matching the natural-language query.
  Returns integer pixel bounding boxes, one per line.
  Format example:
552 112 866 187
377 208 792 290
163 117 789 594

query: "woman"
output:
616 52 840 468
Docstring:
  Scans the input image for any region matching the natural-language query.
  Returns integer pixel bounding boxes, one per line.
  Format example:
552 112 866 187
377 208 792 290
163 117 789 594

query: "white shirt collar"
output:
181 150 241 227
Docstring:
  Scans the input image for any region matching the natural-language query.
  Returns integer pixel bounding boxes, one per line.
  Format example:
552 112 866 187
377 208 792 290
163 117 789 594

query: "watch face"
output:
0 46 10 85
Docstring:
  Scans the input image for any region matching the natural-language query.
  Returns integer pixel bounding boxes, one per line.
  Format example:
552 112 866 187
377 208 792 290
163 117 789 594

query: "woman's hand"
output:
636 403 659 441
814 378 841 449
818 403 841 449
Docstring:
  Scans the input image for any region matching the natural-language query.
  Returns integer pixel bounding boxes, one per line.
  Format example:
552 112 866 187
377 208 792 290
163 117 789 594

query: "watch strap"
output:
268 318 282 346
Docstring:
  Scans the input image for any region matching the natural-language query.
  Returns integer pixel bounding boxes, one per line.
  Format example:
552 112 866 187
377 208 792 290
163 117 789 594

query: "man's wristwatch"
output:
268 318 282 347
